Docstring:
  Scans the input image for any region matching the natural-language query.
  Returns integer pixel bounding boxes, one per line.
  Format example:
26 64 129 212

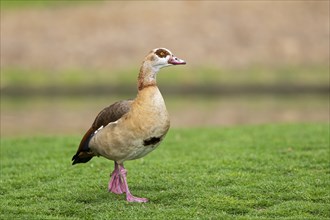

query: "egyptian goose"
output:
72 48 186 202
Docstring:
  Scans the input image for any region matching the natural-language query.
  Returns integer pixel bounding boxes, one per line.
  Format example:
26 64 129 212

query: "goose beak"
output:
168 56 186 65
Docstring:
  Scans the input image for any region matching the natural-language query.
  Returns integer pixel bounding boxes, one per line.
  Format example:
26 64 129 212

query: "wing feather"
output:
72 100 133 165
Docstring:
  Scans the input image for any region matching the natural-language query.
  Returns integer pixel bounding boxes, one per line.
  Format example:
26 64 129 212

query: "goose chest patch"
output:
143 136 162 146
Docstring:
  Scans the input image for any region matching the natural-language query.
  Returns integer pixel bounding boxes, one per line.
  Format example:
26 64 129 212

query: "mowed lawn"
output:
0 124 329 219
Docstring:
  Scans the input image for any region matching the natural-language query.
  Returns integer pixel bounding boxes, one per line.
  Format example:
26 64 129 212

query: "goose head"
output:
145 48 186 72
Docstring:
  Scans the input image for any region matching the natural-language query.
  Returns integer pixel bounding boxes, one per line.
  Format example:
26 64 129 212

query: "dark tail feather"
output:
72 152 94 165
72 127 95 165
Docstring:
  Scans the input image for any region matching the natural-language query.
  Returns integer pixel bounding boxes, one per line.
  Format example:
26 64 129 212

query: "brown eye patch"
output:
155 49 170 58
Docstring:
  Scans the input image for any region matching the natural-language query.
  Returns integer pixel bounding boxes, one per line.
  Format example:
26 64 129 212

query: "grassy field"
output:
0 0 85 9
1 124 329 219
2 65 329 89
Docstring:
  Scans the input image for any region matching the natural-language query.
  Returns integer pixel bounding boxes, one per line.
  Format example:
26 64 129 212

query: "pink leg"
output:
118 164 148 203
108 162 148 202
108 162 126 194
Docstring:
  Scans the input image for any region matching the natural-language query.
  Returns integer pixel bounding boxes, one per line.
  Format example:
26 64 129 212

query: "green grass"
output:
2 65 329 89
1 124 329 219
0 0 90 9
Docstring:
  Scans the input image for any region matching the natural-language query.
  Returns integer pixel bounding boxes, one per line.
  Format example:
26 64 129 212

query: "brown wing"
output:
71 100 133 165
91 100 133 130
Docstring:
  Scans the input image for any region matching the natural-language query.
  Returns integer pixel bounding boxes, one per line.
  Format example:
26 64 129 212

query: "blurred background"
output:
1 0 329 137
